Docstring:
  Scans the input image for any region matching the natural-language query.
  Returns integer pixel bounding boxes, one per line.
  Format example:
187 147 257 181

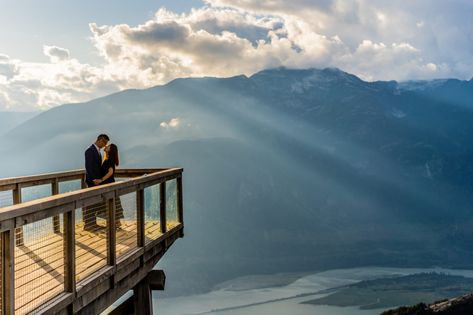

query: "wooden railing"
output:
0 168 184 314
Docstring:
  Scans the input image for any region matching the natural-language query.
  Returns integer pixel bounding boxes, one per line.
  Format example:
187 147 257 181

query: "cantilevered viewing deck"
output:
0 168 184 314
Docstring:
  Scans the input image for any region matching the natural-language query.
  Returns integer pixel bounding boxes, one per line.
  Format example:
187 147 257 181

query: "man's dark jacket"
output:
85 144 101 187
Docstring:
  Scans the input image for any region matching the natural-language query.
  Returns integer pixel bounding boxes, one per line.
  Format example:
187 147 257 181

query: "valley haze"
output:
1 67 473 297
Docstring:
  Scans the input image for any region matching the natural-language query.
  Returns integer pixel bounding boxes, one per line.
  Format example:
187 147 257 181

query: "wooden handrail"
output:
0 170 84 191
0 168 182 227
0 168 167 191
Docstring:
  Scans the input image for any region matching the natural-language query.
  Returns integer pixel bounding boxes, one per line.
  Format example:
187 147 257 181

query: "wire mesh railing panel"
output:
75 202 108 282
166 179 180 230
14 216 65 314
21 184 52 203
116 192 138 258
59 180 82 193
144 184 162 244
0 190 13 208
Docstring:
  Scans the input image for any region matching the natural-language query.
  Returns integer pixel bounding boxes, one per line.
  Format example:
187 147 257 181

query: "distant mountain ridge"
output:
0 111 38 136
1 67 473 296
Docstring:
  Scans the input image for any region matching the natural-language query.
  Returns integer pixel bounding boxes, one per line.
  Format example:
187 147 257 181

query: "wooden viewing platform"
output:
0 168 184 314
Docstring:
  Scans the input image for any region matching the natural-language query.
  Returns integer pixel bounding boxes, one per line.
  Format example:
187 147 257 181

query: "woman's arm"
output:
93 167 113 185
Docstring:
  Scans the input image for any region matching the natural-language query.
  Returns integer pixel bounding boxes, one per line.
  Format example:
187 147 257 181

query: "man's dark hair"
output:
97 134 110 141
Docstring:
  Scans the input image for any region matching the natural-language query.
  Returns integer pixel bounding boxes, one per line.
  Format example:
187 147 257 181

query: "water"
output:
154 266 473 315
209 296 379 315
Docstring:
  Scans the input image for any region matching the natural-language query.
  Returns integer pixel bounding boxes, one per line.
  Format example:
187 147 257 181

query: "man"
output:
83 134 109 230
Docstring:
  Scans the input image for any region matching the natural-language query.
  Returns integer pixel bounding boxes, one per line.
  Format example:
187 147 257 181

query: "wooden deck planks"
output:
11 220 166 314
11 220 177 314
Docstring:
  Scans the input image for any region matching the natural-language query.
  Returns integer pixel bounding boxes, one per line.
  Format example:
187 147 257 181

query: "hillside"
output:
306 273 473 310
0 111 38 136
2 68 473 295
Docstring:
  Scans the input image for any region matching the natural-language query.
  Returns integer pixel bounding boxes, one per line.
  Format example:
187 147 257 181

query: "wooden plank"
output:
0 170 84 190
115 169 165 177
14 234 63 270
75 266 114 297
133 276 152 315
64 210 75 293
26 292 73 315
2 230 15 315
0 184 15 192
13 185 23 247
115 256 140 283
148 270 165 291
109 295 134 315
137 189 145 247
107 198 116 266
16 179 54 189
52 179 60 234
160 182 166 234
15 202 75 228
177 176 184 224
14 246 64 288
15 275 63 312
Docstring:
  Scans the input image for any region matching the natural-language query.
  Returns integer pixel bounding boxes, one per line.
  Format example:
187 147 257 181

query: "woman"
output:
94 143 119 185
94 144 124 224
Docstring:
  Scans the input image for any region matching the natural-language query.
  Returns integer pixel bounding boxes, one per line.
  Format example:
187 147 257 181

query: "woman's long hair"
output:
107 144 120 167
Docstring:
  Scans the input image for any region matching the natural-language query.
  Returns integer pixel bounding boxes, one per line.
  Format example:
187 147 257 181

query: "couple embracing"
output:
85 134 118 187
83 134 123 230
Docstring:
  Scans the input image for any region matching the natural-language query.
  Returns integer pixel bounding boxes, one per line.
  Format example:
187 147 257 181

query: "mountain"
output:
1 67 473 296
383 292 473 315
0 111 38 136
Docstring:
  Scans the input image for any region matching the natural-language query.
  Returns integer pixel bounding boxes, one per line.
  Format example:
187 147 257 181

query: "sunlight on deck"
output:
13 220 180 314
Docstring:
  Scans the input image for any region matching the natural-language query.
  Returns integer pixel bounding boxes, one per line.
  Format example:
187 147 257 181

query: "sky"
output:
1 0 473 111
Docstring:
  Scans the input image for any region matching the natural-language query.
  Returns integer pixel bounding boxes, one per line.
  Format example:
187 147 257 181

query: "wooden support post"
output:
13 184 24 247
148 270 166 291
160 182 166 234
52 179 61 234
133 276 153 315
63 210 76 293
107 197 116 266
109 296 134 315
176 176 184 225
137 189 145 247
2 230 15 315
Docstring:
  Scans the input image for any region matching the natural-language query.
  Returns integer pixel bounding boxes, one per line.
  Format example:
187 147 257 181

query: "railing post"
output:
13 184 23 246
81 174 87 189
137 189 145 247
63 210 76 294
176 176 184 224
160 182 166 234
107 197 116 266
81 175 91 229
2 230 15 315
52 179 61 234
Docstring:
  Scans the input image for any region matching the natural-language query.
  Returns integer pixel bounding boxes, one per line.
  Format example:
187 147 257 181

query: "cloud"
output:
1 1 473 111
43 45 70 62
0 56 18 80
160 118 180 129
0 50 119 111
